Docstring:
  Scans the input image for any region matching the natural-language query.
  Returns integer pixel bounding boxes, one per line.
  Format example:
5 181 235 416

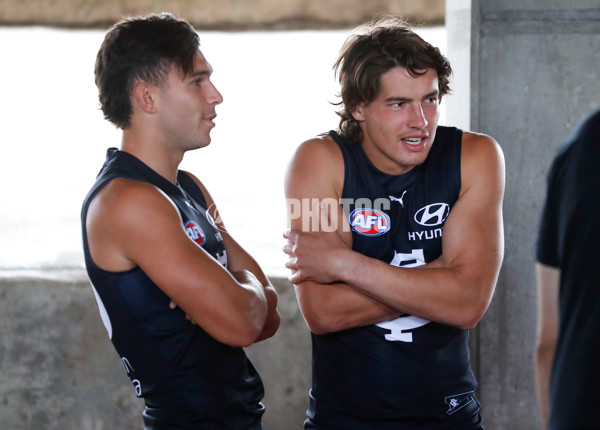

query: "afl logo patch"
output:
184 220 205 246
349 208 391 236
414 203 450 227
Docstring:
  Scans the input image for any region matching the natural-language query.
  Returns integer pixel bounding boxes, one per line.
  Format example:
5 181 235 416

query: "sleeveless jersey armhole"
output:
177 171 208 208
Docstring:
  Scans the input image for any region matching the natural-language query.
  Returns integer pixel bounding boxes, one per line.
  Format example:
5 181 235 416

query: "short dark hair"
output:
94 13 200 129
333 16 452 143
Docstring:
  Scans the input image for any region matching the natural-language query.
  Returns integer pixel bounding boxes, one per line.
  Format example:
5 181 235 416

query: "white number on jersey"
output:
375 249 431 342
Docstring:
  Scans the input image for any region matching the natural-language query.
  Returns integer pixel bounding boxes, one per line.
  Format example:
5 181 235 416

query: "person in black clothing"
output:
535 109 600 430
283 16 505 429
82 13 279 429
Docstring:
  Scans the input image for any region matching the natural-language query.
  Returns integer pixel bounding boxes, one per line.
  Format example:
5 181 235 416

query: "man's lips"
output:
204 113 217 124
400 134 428 146
402 137 423 146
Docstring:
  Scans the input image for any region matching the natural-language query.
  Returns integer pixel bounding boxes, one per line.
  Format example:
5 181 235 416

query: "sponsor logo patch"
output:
445 391 475 415
414 203 450 227
184 220 206 245
349 208 390 236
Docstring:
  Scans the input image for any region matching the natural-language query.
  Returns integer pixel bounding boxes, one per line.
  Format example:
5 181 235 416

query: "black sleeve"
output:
536 157 561 268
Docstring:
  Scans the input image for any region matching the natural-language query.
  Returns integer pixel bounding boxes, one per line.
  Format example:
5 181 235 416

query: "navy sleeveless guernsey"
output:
81 149 265 430
305 127 481 430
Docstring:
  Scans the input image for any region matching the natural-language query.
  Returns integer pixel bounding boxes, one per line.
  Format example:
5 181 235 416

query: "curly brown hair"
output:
333 16 452 143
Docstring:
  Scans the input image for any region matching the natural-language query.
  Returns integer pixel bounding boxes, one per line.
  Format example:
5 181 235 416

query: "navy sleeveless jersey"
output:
305 127 480 429
81 149 264 429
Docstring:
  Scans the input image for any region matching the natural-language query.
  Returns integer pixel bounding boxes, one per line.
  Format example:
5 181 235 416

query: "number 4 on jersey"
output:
390 249 425 268
376 249 430 342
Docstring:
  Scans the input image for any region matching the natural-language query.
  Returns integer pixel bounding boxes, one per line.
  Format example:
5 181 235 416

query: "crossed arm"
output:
283 132 505 333
86 173 279 347
189 173 280 343
283 137 404 333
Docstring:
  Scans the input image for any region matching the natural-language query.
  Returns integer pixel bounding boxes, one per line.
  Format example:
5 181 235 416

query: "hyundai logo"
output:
414 203 450 226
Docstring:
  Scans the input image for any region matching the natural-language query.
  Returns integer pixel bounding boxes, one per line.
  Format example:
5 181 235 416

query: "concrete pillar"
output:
446 1 600 428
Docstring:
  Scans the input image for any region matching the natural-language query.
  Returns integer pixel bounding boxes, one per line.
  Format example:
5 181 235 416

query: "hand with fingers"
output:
283 200 349 285
169 300 198 325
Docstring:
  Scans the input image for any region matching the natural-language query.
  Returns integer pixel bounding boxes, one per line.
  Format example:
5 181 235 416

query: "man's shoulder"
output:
101 176 160 197
91 177 171 220
299 132 340 151
461 129 498 146
461 131 503 163
291 133 344 166
458 131 505 197
285 133 345 197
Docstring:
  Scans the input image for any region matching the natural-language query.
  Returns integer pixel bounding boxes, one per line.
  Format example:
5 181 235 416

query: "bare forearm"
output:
225 241 279 342
295 280 402 334
535 343 554 429
534 264 560 429
336 249 494 329
229 270 269 342
229 254 280 342
254 285 280 342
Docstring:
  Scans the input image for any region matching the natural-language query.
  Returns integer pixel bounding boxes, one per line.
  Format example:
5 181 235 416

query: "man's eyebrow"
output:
385 96 412 103
424 90 440 99
188 70 210 78
385 90 439 103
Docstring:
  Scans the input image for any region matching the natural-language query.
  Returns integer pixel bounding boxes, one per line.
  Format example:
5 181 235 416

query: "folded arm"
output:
284 136 403 334
86 177 273 347
185 172 280 343
285 132 505 331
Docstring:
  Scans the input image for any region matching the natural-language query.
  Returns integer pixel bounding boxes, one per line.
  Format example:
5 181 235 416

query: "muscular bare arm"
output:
86 178 270 347
185 172 280 343
534 263 560 429
284 136 403 334
285 132 505 330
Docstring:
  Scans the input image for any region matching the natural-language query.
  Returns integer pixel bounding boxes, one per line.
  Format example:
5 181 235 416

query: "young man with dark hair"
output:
82 13 279 429
284 17 504 429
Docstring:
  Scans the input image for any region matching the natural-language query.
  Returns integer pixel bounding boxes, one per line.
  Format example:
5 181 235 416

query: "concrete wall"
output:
0 273 311 430
0 273 145 429
0 0 444 29
446 1 600 428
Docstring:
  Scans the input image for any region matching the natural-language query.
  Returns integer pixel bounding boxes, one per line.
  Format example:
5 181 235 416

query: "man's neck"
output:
120 130 184 185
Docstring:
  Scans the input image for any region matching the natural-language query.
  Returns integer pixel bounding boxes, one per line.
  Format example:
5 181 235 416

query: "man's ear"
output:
132 82 157 114
351 102 366 122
